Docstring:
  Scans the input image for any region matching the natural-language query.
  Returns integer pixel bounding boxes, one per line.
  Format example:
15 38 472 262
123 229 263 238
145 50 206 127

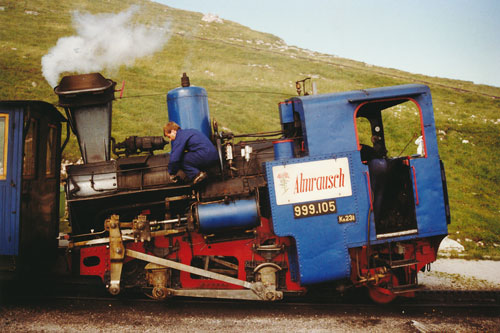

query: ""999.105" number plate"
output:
293 200 337 219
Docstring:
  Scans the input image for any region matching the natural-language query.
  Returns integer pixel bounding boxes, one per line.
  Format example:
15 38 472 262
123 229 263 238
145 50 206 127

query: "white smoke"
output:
42 6 170 87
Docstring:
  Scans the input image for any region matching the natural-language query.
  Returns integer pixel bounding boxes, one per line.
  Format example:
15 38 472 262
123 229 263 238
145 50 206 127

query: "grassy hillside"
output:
1 0 499 258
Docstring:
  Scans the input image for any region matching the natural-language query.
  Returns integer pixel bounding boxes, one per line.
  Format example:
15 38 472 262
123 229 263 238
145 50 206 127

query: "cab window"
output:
0 114 8 179
356 98 425 162
381 100 423 158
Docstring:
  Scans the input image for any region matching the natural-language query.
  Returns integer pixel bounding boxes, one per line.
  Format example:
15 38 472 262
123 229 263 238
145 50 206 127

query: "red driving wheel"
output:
368 273 398 304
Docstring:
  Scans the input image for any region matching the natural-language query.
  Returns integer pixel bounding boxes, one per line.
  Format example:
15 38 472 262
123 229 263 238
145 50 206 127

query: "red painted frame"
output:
79 218 305 293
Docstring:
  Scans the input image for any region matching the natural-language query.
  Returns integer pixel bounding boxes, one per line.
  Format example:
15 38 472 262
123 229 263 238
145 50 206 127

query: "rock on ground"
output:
419 259 500 290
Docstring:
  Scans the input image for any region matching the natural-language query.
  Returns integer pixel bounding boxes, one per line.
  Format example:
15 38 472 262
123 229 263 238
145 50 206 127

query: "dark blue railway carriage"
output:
0 101 64 272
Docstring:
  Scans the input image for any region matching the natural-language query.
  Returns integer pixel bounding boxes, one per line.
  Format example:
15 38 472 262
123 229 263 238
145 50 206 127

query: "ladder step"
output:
389 259 419 268
392 284 422 294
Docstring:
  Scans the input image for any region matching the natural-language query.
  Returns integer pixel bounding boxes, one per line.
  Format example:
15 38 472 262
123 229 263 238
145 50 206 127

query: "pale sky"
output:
155 0 500 87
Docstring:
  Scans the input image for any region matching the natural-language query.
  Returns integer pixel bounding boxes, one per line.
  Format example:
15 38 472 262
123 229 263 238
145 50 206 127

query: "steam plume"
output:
42 6 170 87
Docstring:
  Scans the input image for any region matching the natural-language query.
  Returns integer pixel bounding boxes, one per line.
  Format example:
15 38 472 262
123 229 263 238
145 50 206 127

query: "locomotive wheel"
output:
143 287 156 300
152 286 168 300
368 274 398 304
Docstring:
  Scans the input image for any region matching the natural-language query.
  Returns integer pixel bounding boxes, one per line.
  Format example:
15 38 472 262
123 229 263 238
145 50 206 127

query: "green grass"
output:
1 0 499 257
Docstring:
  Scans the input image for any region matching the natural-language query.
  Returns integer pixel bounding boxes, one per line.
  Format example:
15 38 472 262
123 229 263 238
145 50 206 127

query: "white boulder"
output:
438 236 465 253
202 13 223 24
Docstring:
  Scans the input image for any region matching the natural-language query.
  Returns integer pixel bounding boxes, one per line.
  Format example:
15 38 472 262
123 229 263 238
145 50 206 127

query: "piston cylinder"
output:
195 197 260 233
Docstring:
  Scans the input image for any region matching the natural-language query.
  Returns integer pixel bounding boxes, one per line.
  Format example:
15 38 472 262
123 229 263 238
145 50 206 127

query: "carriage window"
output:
356 99 424 161
0 114 8 179
23 119 37 178
46 125 57 177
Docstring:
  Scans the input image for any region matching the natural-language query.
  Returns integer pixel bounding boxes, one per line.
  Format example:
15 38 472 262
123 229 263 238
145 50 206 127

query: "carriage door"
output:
0 110 23 255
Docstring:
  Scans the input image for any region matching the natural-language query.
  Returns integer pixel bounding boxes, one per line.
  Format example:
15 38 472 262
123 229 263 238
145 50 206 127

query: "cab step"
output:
389 258 419 268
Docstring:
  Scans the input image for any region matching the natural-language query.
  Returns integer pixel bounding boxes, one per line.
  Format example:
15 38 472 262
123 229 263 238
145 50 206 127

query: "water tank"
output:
273 139 294 160
167 73 212 139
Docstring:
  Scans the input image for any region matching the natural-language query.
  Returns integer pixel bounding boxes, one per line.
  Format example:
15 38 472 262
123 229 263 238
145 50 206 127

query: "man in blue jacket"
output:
164 121 219 184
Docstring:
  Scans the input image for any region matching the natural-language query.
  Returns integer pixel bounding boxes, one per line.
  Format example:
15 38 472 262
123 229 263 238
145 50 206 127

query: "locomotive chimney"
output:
181 72 190 87
55 73 116 164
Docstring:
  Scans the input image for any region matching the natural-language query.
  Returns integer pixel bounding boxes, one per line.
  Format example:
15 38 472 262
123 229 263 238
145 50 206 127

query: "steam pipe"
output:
61 121 71 153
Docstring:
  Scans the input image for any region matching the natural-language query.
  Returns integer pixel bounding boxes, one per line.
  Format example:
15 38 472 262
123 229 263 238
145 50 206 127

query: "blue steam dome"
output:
167 73 212 139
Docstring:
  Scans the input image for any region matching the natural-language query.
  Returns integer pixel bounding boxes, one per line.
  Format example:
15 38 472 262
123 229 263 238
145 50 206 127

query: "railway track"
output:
2 277 498 309
3 290 498 333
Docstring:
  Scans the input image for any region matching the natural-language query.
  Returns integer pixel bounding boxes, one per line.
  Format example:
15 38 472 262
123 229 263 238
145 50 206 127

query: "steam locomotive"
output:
0 73 450 303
